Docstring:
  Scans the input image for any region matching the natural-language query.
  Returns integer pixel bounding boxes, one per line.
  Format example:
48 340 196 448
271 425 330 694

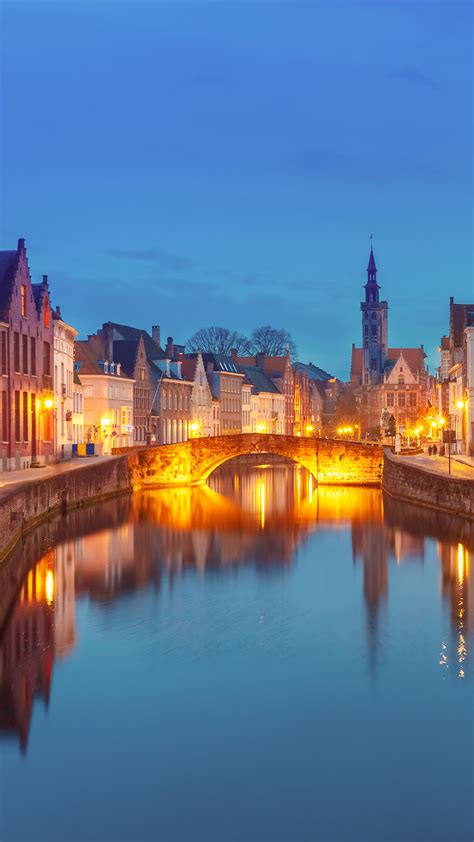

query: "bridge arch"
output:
129 433 383 489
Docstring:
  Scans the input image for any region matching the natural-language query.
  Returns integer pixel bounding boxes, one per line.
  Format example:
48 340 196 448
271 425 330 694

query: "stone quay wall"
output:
0 456 132 563
383 449 474 519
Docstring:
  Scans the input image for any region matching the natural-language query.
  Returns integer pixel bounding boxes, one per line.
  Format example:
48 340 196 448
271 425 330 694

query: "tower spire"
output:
367 234 377 277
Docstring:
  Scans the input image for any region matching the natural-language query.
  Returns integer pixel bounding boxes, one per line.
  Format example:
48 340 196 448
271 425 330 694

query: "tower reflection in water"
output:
0 458 472 750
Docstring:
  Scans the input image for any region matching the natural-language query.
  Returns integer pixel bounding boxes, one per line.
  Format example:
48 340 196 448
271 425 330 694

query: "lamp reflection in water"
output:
439 540 471 679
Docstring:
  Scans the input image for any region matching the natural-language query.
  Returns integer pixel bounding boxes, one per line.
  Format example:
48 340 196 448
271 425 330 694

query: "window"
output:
371 325 377 338
0 332 5 375
23 392 28 441
398 375 405 385
43 341 51 376
22 335 28 374
1 392 7 441
398 392 405 407
409 392 417 406
30 337 36 375
21 285 27 317
14 391 20 441
371 358 377 370
387 393 394 407
14 332 20 372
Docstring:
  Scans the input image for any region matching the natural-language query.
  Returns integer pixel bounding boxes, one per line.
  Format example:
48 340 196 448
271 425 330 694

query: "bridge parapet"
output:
128 434 383 489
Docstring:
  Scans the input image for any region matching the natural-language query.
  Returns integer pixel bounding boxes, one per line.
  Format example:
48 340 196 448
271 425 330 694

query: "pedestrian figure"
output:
428 445 433 456
432 444 437 456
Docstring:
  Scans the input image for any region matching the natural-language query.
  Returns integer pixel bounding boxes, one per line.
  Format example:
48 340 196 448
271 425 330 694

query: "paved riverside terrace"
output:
0 456 115 493
398 453 474 480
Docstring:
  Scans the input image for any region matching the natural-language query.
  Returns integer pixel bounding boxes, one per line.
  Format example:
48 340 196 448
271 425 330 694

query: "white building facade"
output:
53 310 77 461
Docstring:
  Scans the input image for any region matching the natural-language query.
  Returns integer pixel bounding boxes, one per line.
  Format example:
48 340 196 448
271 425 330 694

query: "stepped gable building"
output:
350 246 429 436
0 238 54 470
179 352 214 438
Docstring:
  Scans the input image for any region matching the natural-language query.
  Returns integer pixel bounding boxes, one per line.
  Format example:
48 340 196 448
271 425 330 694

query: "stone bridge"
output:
127 434 383 489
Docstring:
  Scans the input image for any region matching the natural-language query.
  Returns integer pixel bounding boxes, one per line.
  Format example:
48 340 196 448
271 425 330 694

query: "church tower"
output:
360 245 388 385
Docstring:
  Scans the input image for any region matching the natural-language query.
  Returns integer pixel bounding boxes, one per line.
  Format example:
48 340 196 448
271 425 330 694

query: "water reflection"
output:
0 461 473 754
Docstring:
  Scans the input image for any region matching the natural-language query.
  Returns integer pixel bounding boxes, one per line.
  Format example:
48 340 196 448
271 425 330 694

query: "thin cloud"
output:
390 66 439 90
108 248 200 272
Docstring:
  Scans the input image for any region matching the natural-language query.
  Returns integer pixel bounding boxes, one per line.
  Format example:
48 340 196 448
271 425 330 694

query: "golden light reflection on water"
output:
438 541 472 679
0 460 472 751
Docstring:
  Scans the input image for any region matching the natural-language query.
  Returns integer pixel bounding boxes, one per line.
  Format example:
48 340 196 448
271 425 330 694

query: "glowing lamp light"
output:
337 427 343 435
190 423 199 432
256 423 267 433
101 417 111 427
45 569 54 606
457 400 465 410
438 417 445 426
44 398 53 409
306 424 314 433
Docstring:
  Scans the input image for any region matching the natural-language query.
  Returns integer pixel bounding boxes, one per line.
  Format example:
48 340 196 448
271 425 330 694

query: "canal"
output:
0 459 472 841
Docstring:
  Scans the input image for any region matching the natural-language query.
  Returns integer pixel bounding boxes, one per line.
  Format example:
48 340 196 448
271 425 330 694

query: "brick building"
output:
0 239 54 470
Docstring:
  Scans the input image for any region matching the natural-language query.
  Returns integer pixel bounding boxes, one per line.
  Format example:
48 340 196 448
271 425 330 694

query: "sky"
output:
1 0 472 378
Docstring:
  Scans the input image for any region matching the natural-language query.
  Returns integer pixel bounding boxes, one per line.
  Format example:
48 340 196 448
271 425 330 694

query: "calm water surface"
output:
0 461 473 842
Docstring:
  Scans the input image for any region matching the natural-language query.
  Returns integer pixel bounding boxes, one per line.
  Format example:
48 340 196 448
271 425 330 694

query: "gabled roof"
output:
199 353 243 374
450 302 474 347
112 339 140 378
0 249 19 319
179 357 198 382
103 322 164 359
236 354 292 380
75 338 131 378
351 346 426 378
240 365 281 394
149 359 191 384
294 361 335 382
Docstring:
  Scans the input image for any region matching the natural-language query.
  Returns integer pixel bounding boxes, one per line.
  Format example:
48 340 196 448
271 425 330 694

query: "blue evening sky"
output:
1 1 472 377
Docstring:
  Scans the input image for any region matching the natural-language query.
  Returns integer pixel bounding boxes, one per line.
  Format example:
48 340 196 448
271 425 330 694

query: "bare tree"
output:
249 325 297 358
186 326 250 355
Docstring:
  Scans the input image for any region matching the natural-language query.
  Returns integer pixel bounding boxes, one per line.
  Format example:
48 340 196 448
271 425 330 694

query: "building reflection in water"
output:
0 456 472 749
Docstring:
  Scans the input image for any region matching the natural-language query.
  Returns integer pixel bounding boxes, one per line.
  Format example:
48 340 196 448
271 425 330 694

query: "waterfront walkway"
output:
399 453 474 480
0 456 116 493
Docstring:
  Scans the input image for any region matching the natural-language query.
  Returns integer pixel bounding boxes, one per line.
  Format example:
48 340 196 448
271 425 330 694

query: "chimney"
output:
165 336 174 357
102 322 114 362
206 361 214 376
17 238 25 253
152 325 161 347
230 348 238 362
56 305 62 318
42 274 49 286
256 353 266 368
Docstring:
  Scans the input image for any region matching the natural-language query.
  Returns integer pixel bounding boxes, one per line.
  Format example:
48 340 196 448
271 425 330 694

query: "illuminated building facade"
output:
52 306 78 461
350 246 430 436
0 238 55 469
180 352 214 438
75 337 134 453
